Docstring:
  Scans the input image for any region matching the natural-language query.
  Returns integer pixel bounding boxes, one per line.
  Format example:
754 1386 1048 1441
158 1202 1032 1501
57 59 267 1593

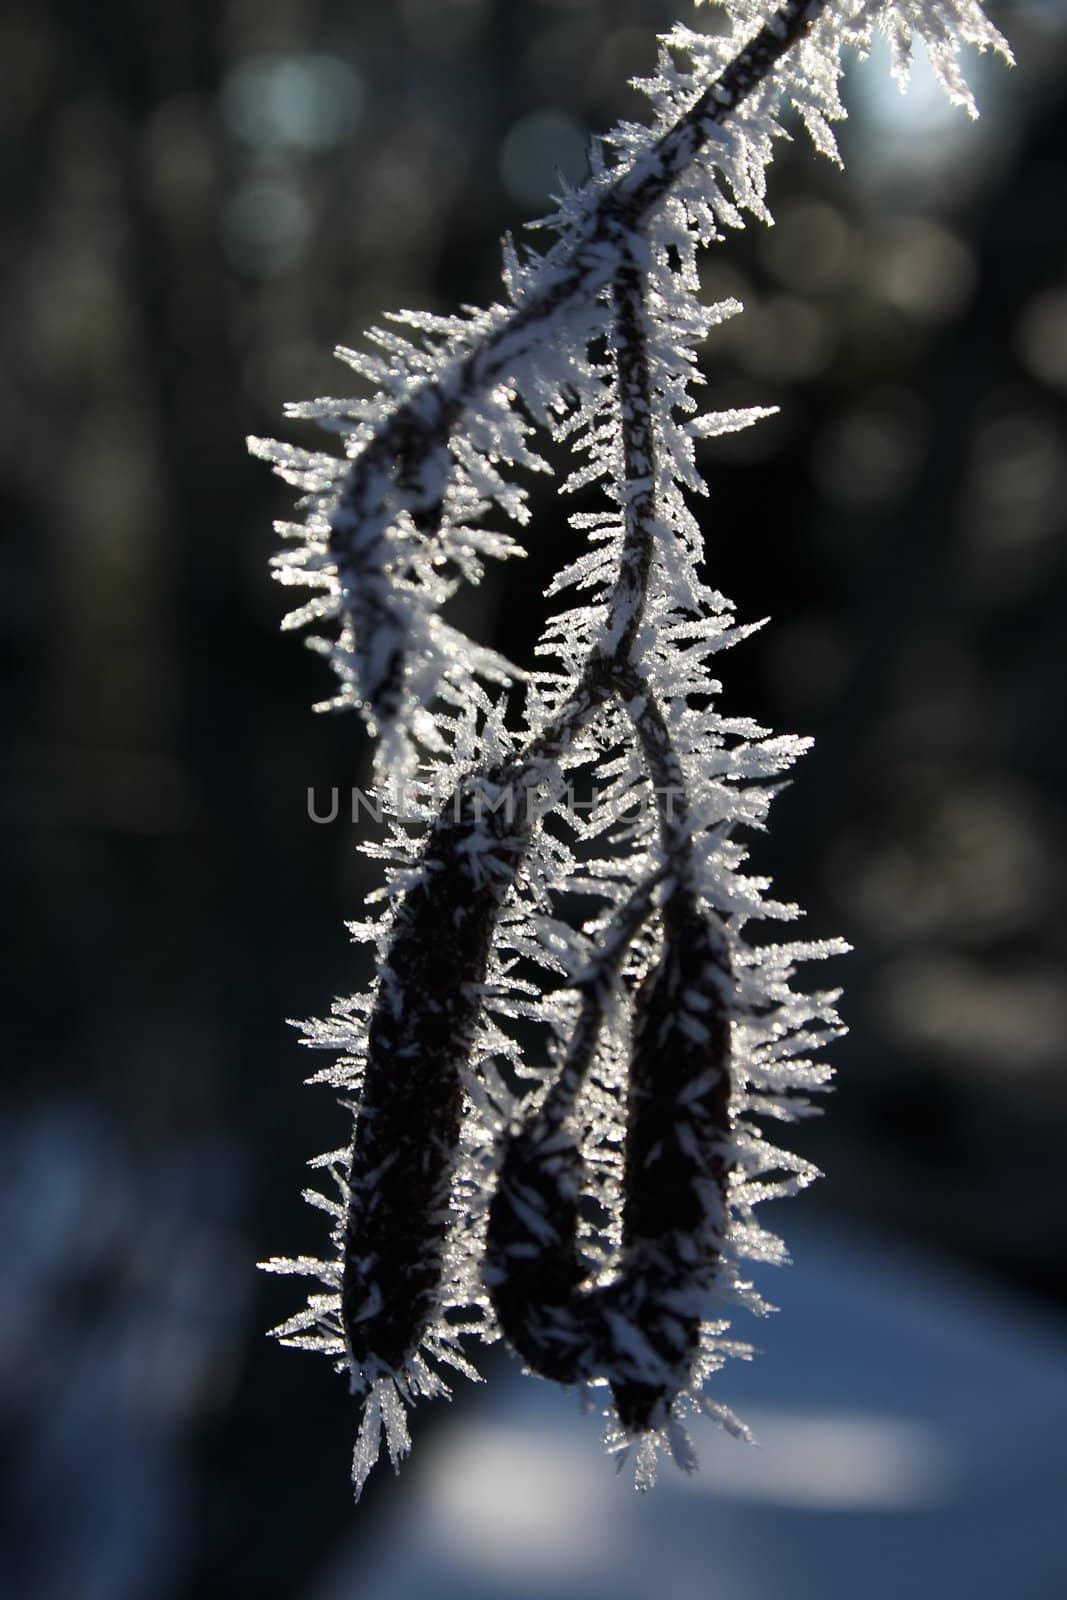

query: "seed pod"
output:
342 770 528 1385
487 890 734 1436
485 1019 599 1385
610 899 733 1433
486 876 662 1383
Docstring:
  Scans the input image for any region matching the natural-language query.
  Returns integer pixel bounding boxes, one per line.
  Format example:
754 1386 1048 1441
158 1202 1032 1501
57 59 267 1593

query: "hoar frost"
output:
256 0 1010 1500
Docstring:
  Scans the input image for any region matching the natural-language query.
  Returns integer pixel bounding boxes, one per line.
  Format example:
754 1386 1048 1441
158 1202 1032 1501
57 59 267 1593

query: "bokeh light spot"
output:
498 108 589 209
220 52 364 155
1017 288 1067 391
222 177 312 276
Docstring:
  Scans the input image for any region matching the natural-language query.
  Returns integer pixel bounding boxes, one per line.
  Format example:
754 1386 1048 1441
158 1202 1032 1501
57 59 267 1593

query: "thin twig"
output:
327 0 829 702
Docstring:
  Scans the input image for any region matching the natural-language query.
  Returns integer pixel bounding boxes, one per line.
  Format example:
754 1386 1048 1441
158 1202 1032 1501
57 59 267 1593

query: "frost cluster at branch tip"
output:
255 0 1009 1500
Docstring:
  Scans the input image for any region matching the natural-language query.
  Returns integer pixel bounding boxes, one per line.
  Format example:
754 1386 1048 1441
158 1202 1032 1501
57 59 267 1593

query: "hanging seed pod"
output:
609 897 733 1433
487 888 735 1438
342 768 529 1387
486 998 601 1384
486 876 662 1383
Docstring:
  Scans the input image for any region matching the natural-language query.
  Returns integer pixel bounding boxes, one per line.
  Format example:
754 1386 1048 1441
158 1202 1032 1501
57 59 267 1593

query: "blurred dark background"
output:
1 1 1065 1596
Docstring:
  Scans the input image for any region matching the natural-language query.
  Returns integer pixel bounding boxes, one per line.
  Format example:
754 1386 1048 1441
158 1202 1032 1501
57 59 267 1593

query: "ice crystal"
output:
256 0 1010 1500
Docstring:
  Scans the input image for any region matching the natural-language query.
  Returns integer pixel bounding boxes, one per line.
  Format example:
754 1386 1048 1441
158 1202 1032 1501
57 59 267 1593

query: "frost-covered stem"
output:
501 247 665 762
536 870 668 1133
517 256 691 801
608 0 828 221
605 243 658 658
618 665 698 877
328 0 828 719
603 240 706 888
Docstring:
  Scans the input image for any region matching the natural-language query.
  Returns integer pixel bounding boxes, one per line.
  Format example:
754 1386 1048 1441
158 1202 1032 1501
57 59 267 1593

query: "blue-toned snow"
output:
310 1224 1067 1600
